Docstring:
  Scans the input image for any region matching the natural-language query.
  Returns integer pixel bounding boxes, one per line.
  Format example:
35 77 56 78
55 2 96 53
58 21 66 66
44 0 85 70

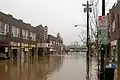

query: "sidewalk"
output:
89 58 118 80
90 58 98 80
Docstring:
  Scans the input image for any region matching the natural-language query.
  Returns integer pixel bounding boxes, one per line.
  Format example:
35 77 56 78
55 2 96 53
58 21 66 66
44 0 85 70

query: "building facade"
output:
108 1 120 80
108 3 117 61
0 11 64 59
47 34 64 54
0 12 45 59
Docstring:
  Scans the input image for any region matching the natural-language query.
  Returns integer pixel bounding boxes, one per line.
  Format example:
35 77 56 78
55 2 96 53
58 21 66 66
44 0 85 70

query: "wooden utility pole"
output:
86 1 90 80
82 1 92 80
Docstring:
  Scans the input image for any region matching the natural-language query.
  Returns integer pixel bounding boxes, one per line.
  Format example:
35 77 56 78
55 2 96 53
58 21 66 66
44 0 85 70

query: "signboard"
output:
37 43 48 47
98 16 108 45
98 16 108 27
10 42 20 46
98 27 108 45
44 26 48 41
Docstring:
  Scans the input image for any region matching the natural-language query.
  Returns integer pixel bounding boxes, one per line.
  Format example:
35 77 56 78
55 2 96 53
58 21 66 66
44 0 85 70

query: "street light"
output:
74 24 90 80
74 24 86 28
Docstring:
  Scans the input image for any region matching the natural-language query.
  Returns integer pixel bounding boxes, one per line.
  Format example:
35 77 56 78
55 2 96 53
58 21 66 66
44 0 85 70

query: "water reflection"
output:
48 53 86 80
0 55 64 80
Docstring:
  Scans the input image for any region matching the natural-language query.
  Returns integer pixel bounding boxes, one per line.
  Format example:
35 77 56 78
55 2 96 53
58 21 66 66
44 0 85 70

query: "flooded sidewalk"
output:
0 52 87 80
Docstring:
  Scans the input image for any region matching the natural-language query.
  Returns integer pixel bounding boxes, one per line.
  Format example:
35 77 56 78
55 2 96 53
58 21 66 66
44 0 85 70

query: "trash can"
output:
105 68 115 80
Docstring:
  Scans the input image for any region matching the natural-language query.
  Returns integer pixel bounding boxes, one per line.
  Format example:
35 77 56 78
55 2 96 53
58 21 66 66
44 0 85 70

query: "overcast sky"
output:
0 0 117 45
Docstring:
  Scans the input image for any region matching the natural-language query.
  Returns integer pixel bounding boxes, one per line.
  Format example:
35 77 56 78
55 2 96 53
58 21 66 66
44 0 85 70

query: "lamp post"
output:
74 23 90 80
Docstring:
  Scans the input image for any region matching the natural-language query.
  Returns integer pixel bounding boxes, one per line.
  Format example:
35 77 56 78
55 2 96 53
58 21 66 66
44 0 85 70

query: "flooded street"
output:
0 52 86 80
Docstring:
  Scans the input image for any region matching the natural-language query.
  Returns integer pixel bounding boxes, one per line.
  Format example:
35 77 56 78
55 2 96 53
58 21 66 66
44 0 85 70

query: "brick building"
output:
0 11 64 59
0 11 45 58
47 34 64 54
36 25 48 55
108 1 120 80
107 3 117 61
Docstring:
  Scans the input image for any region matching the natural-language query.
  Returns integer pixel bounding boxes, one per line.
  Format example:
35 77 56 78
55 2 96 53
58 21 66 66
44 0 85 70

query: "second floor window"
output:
30 32 36 41
11 26 20 37
22 30 28 39
0 22 9 35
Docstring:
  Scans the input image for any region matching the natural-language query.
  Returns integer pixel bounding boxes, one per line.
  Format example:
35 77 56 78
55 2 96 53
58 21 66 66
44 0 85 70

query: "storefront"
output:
0 42 10 59
10 42 36 58
10 42 20 58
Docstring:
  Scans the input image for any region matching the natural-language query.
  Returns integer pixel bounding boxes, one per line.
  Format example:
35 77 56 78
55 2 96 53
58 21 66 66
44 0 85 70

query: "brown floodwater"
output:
0 52 86 80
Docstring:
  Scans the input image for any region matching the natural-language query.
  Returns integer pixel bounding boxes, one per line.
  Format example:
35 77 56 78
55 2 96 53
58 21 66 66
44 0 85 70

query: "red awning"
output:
0 44 10 46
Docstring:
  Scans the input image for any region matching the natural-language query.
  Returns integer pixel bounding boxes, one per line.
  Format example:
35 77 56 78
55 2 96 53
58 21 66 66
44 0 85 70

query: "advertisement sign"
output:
44 26 48 41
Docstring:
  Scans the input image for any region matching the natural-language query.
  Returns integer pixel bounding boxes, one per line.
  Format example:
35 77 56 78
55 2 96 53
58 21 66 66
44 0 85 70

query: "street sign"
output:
98 27 108 45
98 15 108 45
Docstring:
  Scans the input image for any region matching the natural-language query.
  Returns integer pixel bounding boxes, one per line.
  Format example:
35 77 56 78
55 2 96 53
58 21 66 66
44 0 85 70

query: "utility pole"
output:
100 0 105 80
102 0 105 16
82 1 92 80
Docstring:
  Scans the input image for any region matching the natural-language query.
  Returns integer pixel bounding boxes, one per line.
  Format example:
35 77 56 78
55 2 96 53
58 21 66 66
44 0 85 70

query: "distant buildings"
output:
0 11 64 59
47 34 64 54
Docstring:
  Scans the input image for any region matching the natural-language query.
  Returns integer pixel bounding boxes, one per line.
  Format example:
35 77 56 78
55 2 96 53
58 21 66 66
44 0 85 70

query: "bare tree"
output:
79 0 100 55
